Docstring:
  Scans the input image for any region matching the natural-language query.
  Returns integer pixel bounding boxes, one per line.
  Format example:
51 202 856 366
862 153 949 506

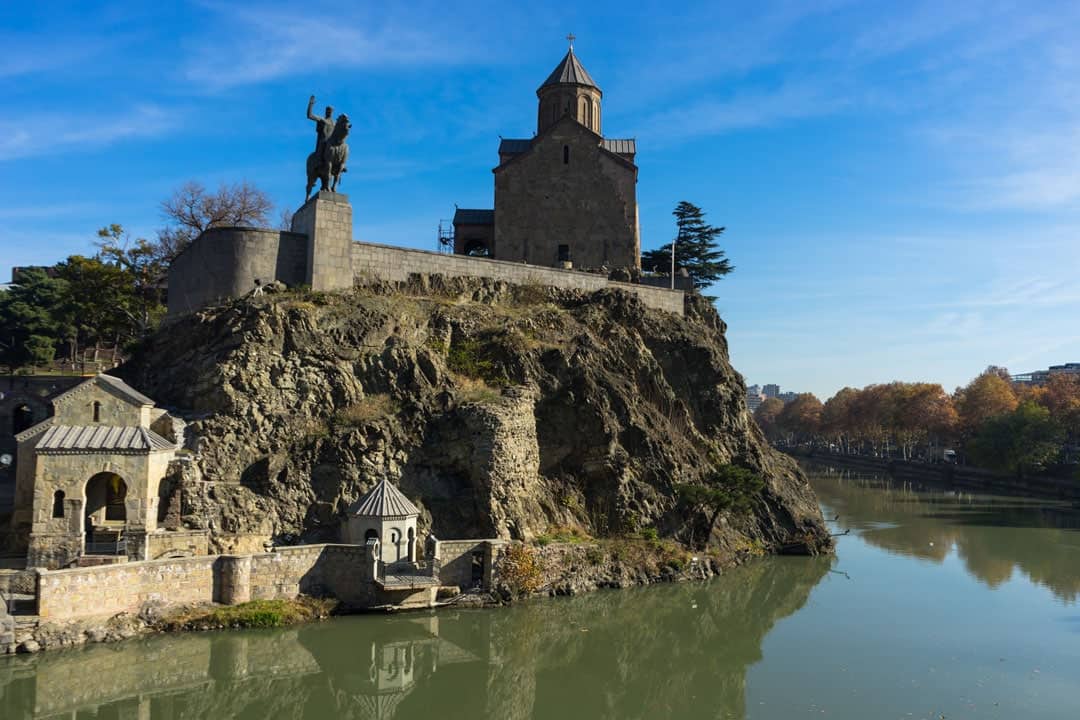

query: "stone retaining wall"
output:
437 539 506 591
351 242 686 315
35 544 376 620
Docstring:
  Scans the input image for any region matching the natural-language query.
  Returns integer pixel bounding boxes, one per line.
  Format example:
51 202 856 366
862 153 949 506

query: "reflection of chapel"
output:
452 43 640 271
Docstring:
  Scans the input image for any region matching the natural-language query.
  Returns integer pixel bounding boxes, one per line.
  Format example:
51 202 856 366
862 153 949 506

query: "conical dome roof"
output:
539 48 599 91
349 479 420 519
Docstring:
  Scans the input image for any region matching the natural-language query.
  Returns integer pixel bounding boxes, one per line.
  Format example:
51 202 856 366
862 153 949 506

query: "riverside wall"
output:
34 544 375 620
351 241 686 315
792 450 1080 502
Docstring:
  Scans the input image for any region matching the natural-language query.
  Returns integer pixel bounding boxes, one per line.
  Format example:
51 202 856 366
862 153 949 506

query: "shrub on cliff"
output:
497 543 545 598
678 465 764 549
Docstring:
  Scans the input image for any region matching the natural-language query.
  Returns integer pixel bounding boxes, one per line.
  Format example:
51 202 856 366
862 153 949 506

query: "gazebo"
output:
346 479 419 566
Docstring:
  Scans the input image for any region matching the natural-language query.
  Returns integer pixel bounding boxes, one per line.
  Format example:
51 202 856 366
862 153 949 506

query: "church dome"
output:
538 48 600 92
536 45 603 135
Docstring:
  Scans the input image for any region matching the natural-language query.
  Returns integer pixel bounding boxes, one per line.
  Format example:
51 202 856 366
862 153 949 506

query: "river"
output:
2 461 1078 719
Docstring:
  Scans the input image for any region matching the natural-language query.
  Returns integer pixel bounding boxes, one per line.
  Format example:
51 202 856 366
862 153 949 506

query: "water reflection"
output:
807 462 1080 602
0 556 829 719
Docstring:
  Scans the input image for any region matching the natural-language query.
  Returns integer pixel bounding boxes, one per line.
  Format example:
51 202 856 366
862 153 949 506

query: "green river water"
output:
2 462 1078 719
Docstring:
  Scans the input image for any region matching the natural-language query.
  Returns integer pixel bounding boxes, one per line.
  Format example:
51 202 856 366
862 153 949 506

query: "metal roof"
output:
36 425 175 453
350 479 420 518
539 48 599 91
53 374 156 408
602 139 636 155
498 138 532 155
453 208 494 225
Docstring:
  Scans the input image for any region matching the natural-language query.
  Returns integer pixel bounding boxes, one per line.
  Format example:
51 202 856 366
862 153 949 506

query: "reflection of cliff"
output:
809 468 1080 601
478 555 830 720
0 557 828 719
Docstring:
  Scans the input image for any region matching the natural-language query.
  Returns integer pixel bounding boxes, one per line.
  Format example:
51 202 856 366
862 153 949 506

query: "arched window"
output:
52 490 65 518
93 401 101 422
563 145 570 165
593 101 600 132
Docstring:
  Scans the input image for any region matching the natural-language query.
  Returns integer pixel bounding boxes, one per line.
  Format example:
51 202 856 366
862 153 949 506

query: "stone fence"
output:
351 242 687 315
34 544 376 620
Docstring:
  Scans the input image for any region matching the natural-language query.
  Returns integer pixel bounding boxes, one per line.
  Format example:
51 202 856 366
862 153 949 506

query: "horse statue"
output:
306 113 350 198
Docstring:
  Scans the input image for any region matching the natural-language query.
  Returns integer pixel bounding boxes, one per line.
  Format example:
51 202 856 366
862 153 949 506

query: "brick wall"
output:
352 242 685 315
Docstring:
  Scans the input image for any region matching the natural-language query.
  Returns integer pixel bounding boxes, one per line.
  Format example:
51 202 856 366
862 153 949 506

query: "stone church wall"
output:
494 120 639 270
167 228 308 317
351 242 685 315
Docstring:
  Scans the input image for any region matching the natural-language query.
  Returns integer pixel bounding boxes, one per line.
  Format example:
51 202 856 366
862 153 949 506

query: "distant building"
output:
778 392 798 404
762 384 780 399
1012 363 1080 386
746 385 765 413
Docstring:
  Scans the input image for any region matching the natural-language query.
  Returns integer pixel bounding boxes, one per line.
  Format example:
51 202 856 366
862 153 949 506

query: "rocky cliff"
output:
122 277 829 556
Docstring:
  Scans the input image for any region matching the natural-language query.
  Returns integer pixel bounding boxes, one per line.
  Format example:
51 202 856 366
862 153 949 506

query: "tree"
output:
967 401 1064 476
678 464 764 548
641 201 732 289
54 255 133 355
0 268 71 368
753 397 785 441
157 180 274 261
821 387 859 453
955 369 1018 436
778 393 823 444
95 224 168 339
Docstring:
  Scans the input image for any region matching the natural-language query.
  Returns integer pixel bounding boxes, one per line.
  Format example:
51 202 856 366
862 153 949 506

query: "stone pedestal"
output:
291 191 354 291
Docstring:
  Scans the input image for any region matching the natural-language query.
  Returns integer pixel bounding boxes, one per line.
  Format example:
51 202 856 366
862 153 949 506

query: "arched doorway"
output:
463 239 491 257
12 403 34 434
84 472 128 554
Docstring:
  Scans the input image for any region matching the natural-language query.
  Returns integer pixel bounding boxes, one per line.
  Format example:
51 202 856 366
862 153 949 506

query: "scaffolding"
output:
437 219 455 254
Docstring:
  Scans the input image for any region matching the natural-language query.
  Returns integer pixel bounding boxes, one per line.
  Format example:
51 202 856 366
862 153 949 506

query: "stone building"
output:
453 45 640 271
11 374 192 568
346 478 420 566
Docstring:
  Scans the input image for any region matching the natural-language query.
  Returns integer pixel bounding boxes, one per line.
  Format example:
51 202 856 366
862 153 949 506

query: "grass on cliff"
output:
162 597 337 631
333 394 400 428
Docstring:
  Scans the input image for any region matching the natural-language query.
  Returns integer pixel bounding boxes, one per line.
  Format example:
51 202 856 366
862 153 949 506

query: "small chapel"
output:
452 41 640 271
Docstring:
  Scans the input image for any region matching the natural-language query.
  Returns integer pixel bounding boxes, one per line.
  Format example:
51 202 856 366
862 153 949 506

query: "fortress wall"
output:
351 242 686 315
166 228 308 317
35 544 377 619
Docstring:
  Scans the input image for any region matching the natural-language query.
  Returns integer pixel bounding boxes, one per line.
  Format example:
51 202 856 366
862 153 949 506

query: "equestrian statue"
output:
305 95 350 198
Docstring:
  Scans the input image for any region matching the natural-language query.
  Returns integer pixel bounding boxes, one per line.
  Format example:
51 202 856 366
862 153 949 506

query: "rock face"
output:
122 277 829 555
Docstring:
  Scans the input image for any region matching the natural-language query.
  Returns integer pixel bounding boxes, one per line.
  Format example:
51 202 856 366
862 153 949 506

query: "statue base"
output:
291 192 354 291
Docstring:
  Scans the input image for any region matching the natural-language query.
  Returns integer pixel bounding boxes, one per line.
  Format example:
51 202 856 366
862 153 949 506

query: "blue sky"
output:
3 1 1080 399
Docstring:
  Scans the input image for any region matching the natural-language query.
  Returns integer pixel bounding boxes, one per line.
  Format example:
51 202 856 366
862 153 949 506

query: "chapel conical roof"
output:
539 48 599 91
349 479 420 519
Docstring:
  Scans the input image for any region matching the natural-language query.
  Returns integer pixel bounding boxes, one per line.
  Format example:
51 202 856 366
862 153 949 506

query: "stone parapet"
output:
351 241 686 315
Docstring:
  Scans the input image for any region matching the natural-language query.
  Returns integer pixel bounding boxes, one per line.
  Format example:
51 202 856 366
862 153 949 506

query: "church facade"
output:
453 46 640 271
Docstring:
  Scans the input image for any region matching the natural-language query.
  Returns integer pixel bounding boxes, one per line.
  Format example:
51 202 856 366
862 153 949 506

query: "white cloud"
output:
183 4 480 90
0 105 177 162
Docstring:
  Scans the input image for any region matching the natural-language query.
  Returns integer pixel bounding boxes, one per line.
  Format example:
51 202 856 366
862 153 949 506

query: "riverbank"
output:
3 532 802 656
786 449 1080 503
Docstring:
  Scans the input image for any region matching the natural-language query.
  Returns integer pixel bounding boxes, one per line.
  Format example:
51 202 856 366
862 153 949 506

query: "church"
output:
452 43 640 271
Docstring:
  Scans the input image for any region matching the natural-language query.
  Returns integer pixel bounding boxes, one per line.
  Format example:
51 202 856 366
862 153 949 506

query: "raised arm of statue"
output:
307 95 321 124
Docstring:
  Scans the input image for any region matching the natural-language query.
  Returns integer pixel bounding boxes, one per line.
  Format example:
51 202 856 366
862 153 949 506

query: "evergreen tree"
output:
641 201 733 289
0 268 71 368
